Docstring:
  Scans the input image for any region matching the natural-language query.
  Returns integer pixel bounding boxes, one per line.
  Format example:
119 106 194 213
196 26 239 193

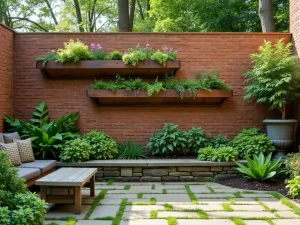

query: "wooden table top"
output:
35 168 97 186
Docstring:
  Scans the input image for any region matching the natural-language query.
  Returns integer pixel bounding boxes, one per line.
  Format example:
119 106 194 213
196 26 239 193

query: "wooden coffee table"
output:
36 168 97 214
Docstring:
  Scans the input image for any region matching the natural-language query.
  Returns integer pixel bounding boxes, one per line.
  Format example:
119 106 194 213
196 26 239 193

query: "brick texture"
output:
13 33 291 144
0 24 14 132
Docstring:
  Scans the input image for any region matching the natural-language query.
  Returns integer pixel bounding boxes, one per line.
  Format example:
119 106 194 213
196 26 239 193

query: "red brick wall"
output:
13 33 291 143
0 24 14 132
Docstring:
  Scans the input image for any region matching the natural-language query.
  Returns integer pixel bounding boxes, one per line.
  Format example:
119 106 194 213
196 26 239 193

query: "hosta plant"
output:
186 127 209 154
236 152 285 181
60 138 91 163
83 131 118 159
209 134 230 148
287 176 300 199
244 39 300 119
118 140 146 159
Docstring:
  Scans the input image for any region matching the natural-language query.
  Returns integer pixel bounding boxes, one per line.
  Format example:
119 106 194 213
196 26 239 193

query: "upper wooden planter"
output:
87 89 233 106
36 60 181 79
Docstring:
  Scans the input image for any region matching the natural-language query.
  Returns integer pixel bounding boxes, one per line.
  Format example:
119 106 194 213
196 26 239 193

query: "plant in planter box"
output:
244 39 300 158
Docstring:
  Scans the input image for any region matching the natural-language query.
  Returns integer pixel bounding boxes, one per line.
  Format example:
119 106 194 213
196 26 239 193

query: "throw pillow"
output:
0 142 22 166
14 138 35 163
3 132 21 143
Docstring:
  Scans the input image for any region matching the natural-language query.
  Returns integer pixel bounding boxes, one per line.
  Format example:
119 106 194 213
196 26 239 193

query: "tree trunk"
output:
137 0 144 20
129 0 136 31
73 0 84 32
258 0 275 32
44 0 58 25
118 0 130 32
0 0 3 24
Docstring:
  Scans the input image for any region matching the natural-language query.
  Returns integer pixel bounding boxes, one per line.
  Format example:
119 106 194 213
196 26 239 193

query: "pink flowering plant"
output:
90 43 106 60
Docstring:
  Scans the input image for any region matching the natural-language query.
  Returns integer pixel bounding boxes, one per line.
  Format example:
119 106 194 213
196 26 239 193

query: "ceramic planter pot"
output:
263 119 298 159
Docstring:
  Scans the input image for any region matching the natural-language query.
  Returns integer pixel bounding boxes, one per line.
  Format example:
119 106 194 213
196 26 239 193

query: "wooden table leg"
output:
40 186 47 201
75 186 82 214
90 175 95 197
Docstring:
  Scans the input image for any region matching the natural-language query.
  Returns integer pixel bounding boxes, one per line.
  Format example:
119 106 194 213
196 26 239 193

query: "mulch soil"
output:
216 175 300 204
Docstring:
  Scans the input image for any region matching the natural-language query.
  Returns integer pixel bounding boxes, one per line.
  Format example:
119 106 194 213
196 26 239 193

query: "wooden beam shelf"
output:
87 89 233 106
36 60 181 79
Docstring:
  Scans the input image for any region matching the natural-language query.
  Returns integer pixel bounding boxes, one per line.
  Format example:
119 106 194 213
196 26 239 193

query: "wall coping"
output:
58 159 245 167
0 23 16 33
15 32 291 35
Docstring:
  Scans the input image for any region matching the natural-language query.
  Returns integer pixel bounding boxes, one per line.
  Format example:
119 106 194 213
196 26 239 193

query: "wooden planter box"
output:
36 60 181 79
87 89 233 106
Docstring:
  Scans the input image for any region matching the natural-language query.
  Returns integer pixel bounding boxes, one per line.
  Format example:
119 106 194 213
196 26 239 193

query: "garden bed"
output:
36 60 181 79
87 89 233 106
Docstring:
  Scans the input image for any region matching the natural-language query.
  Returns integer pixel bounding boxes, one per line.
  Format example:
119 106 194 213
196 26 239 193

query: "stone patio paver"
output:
189 185 211 193
275 211 300 218
90 205 119 219
231 198 259 204
261 202 292 211
100 198 123 205
45 205 90 219
272 219 300 225
76 220 112 225
177 219 234 225
125 205 164 211
213 188 246 193
198 198 229 204
122 211 150 219
196 193 235 198
242 220 270 225
157 211 199 218
105 194 137 199
207 211 277 219
230 204 266 211
120 219 167 225
172 204 224 211
241 193 274 198
44 221 66 225
143 194 190 204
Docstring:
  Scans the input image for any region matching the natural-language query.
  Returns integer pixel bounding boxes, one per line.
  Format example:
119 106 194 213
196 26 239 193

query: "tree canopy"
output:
0 0 289 32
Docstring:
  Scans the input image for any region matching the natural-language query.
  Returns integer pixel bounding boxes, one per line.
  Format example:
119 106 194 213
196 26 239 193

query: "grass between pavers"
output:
45 217 77 221
197 209 209 219
222 203 233 212
151 184 155 190
107 179 114 185
266 219 276 225
227 198 236 205
206 185 215 193
45 223 59 225
129 197 156 205
167 217 178 225
84 189 108 219
164 203 173 211
231 218 246 225
112 198 128 225
162 189 167 194
124 184 131 190
64 219 77 225
137 193 143 199
150 210 158 219
234 192 243 198
94 216 114 220
255 198 278 214
271 192 300 215
185 184 198 205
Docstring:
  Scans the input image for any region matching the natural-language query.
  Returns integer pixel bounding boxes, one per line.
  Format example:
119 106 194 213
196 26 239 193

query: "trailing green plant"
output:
231 128 275 159
147 123 188 156
105 50 123 60
122 44 149 66
236 152 285 181
118 140 146 159
4 102 79 159
60 138 91 163
185 127 209 154
83 131 118 159
287 176 300 199
56 39 92 63
244 39 300 119
209 134 231 148
36 50 57 66
0 152 47 225
286 153 300 178
198 146 238 162
147 78 165 96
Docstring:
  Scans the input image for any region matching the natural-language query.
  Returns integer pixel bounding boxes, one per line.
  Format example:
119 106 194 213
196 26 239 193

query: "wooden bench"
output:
35 167 97 214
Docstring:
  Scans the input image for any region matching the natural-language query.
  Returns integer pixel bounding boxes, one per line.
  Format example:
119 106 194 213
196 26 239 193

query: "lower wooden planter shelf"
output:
87 89 233 106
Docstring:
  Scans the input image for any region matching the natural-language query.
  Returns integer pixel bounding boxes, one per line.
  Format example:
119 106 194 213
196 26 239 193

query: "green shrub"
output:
118 140 146 159
83 131 118 159
150 50 169 66
105 50 123 60
56 39 92 63
236 152 285 181
197 146 238 162
287 176 300 199
147 123 188 156
91 50 106 60
36 50 57 66
286 153 300 178
0 152 47 225
244 39 300 119
209 134 230 148
4 101 79 159
122 45 149 66
60 138 91 163
231 128 275 159
186 127 209 154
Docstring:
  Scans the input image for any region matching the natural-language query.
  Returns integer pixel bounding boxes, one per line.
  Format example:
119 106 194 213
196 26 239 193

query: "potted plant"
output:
244 39 300 158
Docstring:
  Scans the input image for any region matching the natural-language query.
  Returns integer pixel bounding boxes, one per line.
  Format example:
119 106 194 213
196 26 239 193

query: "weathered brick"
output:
140 176 161 182
179 176 194 181
143 168 168 176
162 176 179 181
133 167 142 173
169 172 190 176
191 172 213 177
121 168 132 177
210 166 223 172
103 171 120 177
133 173 142 177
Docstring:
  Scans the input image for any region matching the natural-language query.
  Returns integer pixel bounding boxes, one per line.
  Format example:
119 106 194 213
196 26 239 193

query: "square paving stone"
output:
105 194 137 199
231 198 259 205
261 202 292 211
129 186 152 193
198 199 229 204
273 219 300 225
173 204 224 211
258 198 281 202
82 189 101 196
177 219 234 225
100 198 123 205
231 205 266 211
143 194 190 204
157 211 199 218
76 220 112 225
120 219 168 225
155 185 186 189
45 205 90 219
107 190 131 194
213 188 246 193
206 211 276 219
189 185 211 193
206 183 233 189
44 221 66 225
90 205 119 219
241 193 274 198
242 220 270 225
164 189 188 194
125 205 164 211
127 198 151 204
96 185 125 190
275 211 300 218
196 194 235 198
122 211 150 219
